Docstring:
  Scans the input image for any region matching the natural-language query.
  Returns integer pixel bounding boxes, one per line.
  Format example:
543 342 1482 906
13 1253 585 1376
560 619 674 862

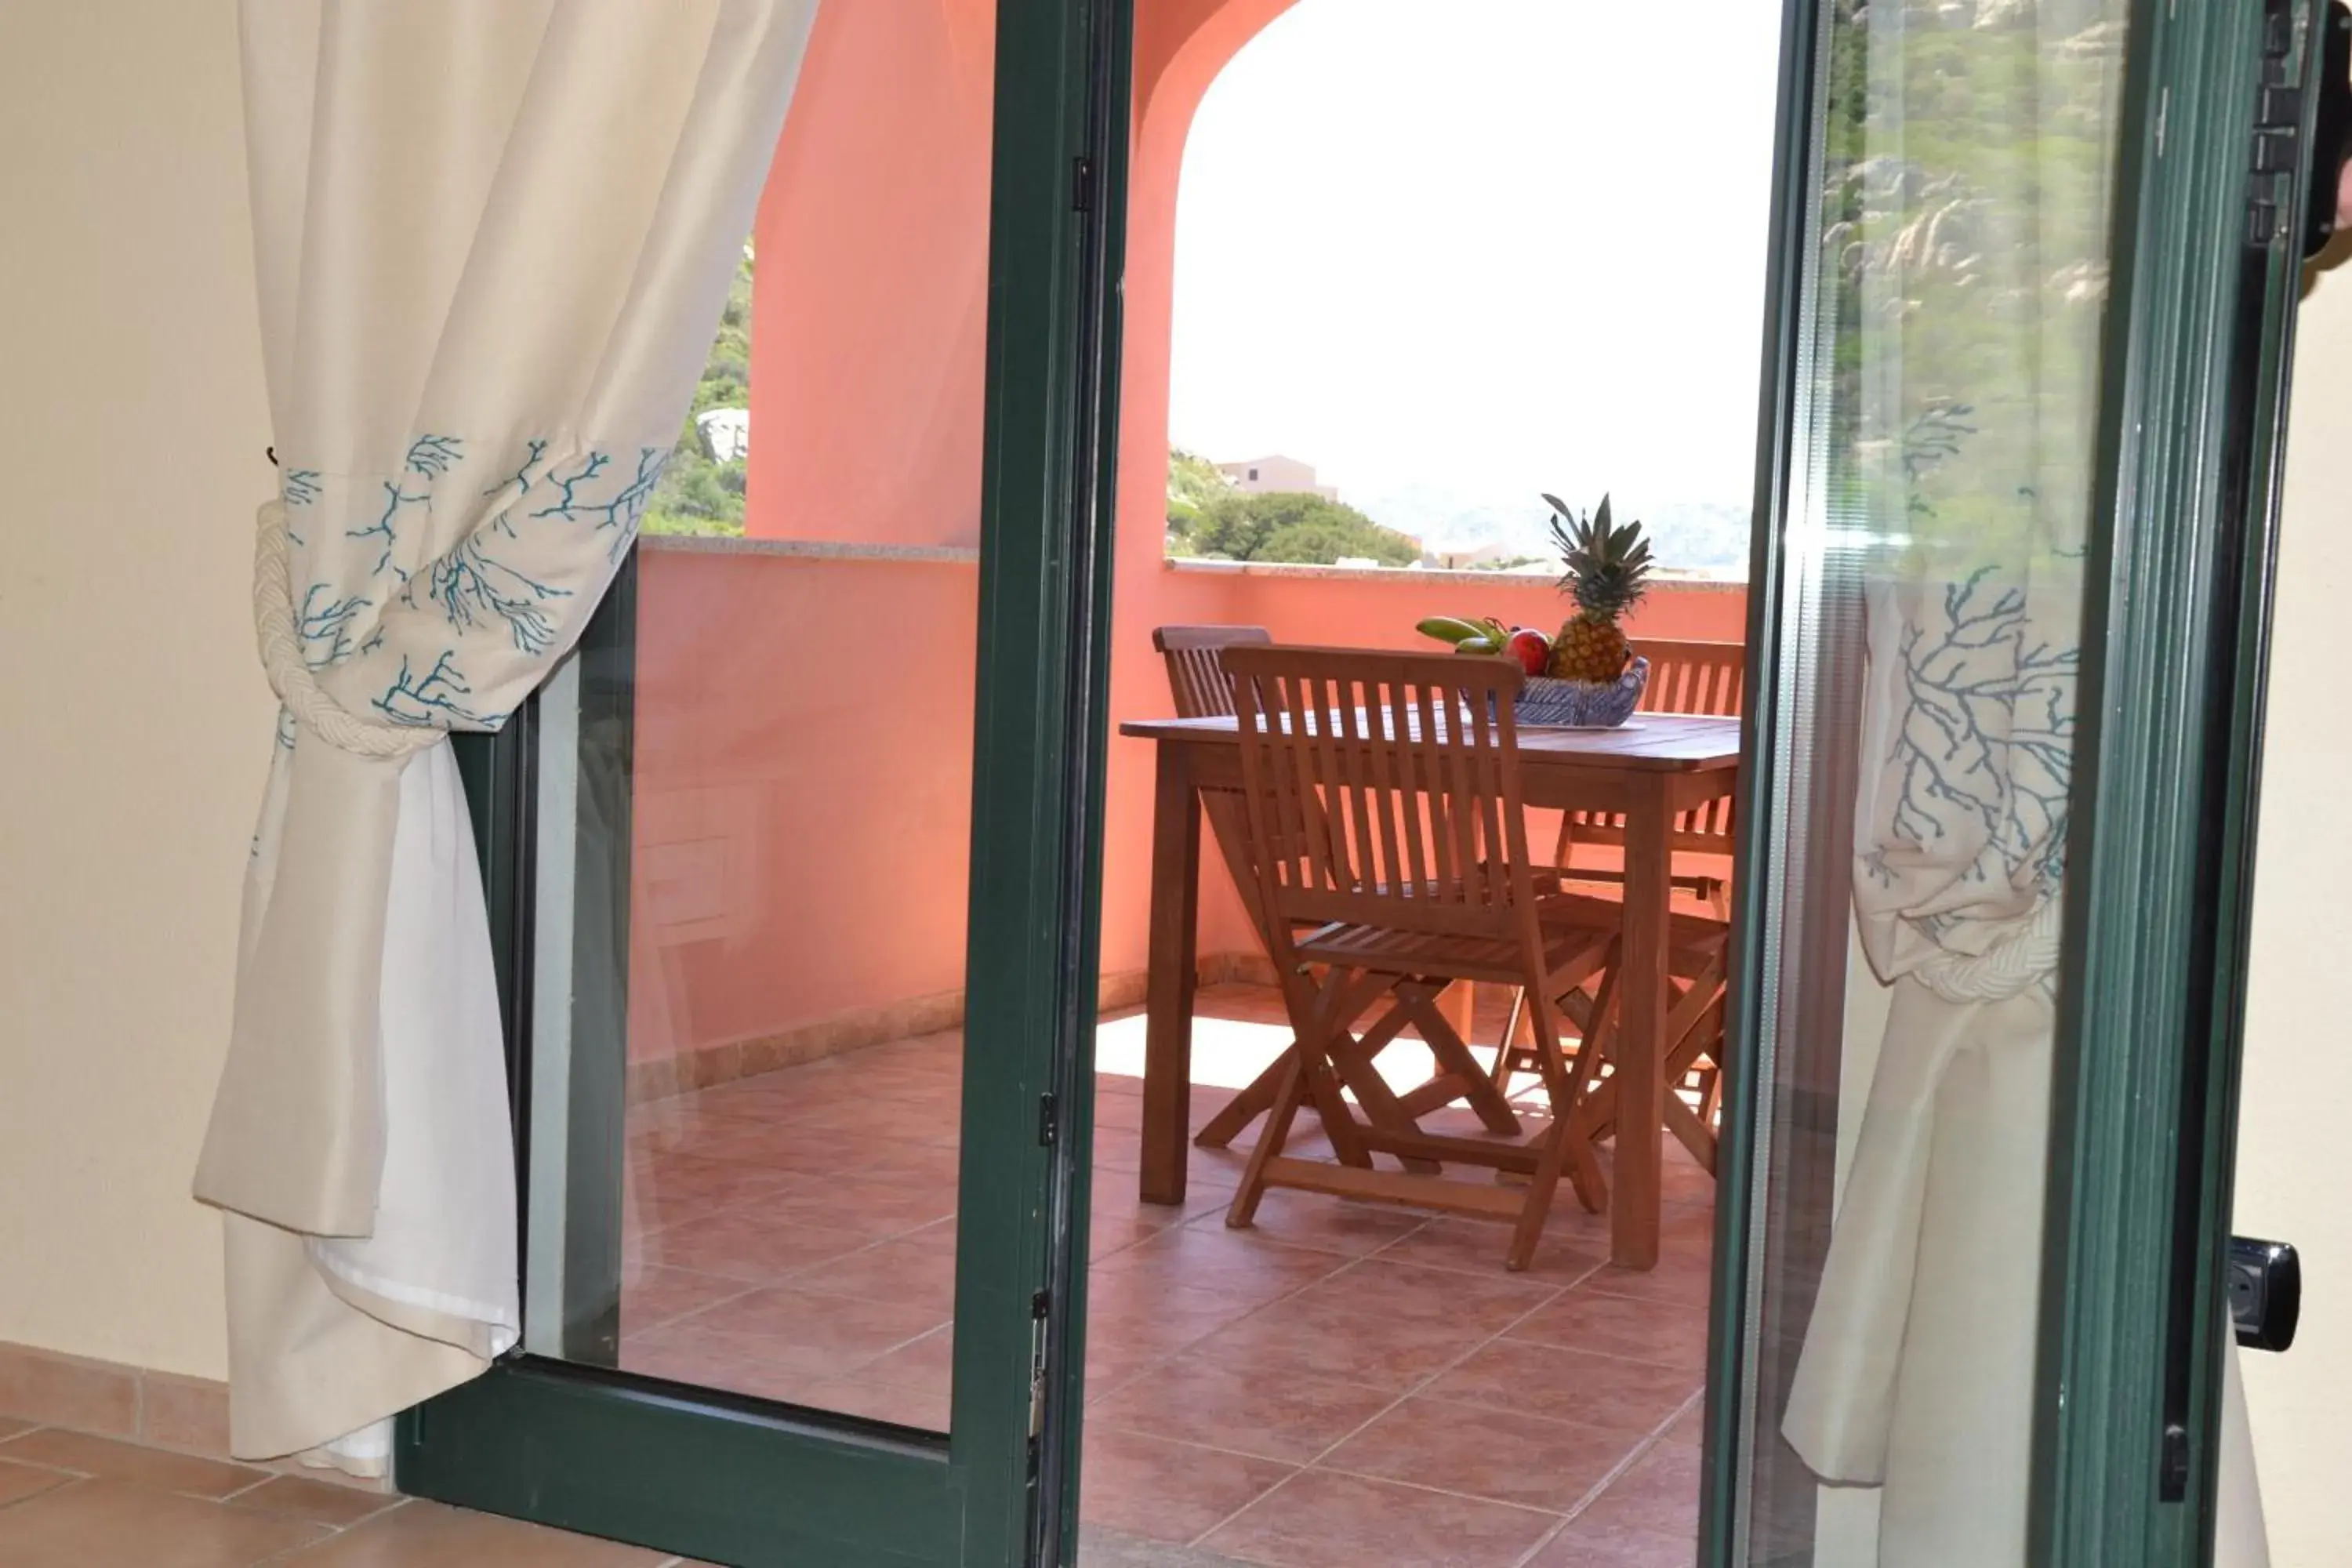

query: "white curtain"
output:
195 0 818 1472
1778 3 2266 1563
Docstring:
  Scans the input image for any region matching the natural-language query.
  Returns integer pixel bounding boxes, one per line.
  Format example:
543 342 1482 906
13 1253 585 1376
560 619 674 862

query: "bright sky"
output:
1169 0 1784 524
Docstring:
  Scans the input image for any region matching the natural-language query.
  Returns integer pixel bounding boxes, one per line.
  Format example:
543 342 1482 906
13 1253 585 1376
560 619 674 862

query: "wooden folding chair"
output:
1155 626 1497 1155
1553 637 1744 915
1503 638 1742 1139
1219 645 1627 1272
1551 916 1733 1178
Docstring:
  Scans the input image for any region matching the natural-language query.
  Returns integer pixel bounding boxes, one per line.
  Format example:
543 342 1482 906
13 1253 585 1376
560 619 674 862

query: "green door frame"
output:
2041 0 2321 1560
401 3 1132 1565
1704 1 2329 1564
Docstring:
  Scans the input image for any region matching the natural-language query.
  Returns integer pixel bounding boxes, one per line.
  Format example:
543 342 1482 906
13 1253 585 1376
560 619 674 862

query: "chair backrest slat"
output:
1153 624 1273 719
1588 637 1746 843
1228 646 1538 941
1632 638 1745 718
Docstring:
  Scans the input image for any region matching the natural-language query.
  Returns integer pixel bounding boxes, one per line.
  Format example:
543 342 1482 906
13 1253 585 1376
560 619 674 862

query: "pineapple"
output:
1542 492 1653 682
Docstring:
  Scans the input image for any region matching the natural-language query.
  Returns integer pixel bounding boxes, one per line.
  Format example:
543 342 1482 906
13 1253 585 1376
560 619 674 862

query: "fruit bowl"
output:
1515 657 1648 728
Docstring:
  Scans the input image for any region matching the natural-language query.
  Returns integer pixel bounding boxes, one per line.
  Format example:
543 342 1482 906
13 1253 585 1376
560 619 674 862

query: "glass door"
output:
396 2 1130 1565
1707 2 2331 1566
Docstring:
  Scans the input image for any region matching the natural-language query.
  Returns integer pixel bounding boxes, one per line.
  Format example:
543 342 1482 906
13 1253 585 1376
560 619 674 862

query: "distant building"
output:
1216 454 1338 501
696 407 750 463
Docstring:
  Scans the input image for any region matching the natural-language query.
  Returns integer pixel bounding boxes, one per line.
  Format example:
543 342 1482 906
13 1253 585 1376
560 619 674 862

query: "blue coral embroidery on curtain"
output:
1879 566 2079 890
295 584 371 669
278 432 663 737
530 446 668 560
373 651 502 729
411 535 573 655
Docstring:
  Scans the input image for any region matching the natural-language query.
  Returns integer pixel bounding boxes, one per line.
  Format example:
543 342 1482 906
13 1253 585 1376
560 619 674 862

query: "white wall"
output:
2234 259 2352 1567
0 1 271 1380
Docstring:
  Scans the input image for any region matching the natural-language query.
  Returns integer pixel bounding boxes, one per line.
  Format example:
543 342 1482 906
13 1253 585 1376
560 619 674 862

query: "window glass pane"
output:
1733 3 2129 1562
521 0 1000 1436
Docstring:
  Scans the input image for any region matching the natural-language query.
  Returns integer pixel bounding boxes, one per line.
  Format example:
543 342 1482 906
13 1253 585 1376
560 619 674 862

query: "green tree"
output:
1166 448 1232 543
1185 490 1419 567
643 242 754 537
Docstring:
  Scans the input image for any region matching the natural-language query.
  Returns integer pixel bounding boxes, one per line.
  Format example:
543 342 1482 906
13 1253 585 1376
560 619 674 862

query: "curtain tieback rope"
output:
251 499 443 760
1909 895 2063 1004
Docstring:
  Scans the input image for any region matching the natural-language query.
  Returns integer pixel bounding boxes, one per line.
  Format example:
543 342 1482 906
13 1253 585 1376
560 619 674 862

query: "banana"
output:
1416 615 1486 645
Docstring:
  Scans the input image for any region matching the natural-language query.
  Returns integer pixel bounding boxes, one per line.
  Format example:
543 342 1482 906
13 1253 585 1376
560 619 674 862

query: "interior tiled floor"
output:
622 983 1718 1568
0 985 1711 1566
0 1422 707 1566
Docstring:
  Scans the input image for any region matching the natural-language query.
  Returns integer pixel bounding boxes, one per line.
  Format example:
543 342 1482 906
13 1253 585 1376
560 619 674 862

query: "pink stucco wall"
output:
625 546 1743 1062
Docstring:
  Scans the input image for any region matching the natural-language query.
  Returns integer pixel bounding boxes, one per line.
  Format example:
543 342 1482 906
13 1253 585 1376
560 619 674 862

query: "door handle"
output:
2229 1235 2300 1351
2302 0 2352 256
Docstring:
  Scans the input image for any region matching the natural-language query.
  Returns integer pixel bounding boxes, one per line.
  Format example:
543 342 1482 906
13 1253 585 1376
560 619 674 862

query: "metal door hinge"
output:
2247 2 2302 249
1038 1092 1059 1147
1028 1289 1051 1439
1071 156 1096 213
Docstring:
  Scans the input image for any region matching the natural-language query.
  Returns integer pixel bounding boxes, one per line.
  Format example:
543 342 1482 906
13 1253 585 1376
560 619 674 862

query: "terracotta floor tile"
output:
1091 1091 1148 1131
635 1287 947 1380
1281 1259 1562 1338
1566 1441 1701 1540
1090 1203 1181 1263
1507 1286 1711 1370
850 1140 965 1187
676 1119 906 1177
1083 1348 1171 1405
790 1232 958 1313
1662 1403 1703 1449
620 1264 757 1334
750 1174 959 1239
1192 1189 1430 1258
1091 1354 1400 1465
858 1325 955 1391
1201 1468 1559 1568
633 1209 874 1284
1320 1396 1642 1514
0 1426 267 1500
1083 1281 1268 1363
800 1376 951 1432
0 1421 29 1443
624 1152 800 1215
278 1497 670 1564
1585 1241 1715 1307
0 1458 73 1510
1424 1341 1697 1436
617 1340 826 1405
1180 1294 1486 1392
1371 1216 1612 1287
1090 1228 1341 1311
226 1473 403 1528
1526 1518 1695 1567
0 1478 327 1567
1078 1428 1294 1545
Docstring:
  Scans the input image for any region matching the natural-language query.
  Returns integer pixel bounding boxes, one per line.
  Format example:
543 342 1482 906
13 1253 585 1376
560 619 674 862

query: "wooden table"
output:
1120 710 1743 1269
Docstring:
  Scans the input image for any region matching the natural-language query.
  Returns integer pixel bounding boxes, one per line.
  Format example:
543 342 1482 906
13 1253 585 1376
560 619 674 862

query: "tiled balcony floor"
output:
623 984 1718 1568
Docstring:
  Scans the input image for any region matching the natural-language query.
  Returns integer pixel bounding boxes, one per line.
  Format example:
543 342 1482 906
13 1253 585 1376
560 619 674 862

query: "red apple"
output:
1504 627 1550 677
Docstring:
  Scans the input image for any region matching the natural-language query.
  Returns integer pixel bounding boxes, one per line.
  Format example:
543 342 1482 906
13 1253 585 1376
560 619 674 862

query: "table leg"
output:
1140 742 1200 1205
1612 782 1671 1269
